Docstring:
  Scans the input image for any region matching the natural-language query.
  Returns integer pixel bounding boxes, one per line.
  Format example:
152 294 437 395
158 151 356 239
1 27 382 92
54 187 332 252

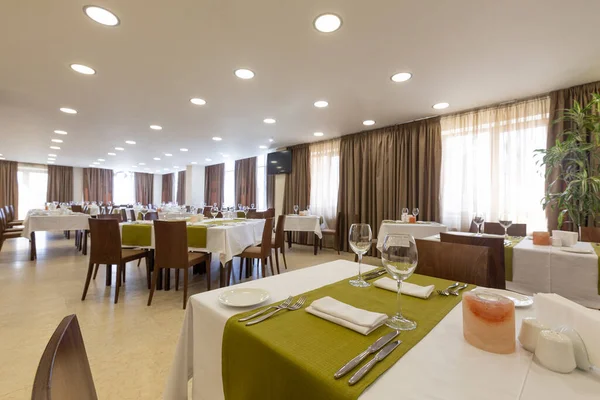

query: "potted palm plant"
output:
537 93 600 235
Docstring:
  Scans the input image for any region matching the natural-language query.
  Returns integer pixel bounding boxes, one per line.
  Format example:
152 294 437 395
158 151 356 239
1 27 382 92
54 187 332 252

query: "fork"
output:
449 283 468 296
246 296 307 326
436 282 459 296
238 296 293 322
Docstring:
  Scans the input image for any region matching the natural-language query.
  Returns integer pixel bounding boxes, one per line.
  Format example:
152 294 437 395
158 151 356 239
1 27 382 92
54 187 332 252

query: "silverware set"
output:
362 269 386 280
334 330 401 385
436 282 468 296
239 296 307 326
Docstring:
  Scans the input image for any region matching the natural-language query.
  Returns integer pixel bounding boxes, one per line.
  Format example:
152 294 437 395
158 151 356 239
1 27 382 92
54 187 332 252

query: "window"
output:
256 155 267 210
17 163 48 219
113 171 135 205
309 139 340 229
223 160 235 208
440 97 549 233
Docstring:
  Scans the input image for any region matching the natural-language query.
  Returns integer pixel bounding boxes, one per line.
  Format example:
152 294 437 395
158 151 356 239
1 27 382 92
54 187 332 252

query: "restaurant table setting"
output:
21 209 90 239
284 213 324 238
376 220 448 246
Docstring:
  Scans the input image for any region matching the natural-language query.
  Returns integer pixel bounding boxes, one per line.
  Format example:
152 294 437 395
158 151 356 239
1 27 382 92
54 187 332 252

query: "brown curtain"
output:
46 165 73 203
83 168 113 203
162 173 173 203
283 145 311 244
0 160 19 217
205 163 225 206
235 157 256 207
267 174 275 209
337 118 442 251
134 172 154 205
177 170 186 205
546 81 600 231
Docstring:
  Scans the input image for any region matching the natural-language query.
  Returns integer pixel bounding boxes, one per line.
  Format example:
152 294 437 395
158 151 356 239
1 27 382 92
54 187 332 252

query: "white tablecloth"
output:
21 213 90 238
119 219 264 264
283 215 322 238
164 259 599 400
376 222 448 249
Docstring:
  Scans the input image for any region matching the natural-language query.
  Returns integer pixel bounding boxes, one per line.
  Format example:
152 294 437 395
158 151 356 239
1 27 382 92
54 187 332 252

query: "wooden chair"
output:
0 209 22 251
119 209 128 222
321 212 343 254
271 215 287 272
128 209 136 221
71 205 83 213
203 206 212 218
0 208 23 233
148 221 210 309
415 239 493 287
82 219 150 304
7 204 24 226
97 214 122 222
484 222 527 237
31 315 97 400
235 218 274 283
580 227 600 243
440 232 506 289
264 208 275 218
144 211 159 221
247 210 263 219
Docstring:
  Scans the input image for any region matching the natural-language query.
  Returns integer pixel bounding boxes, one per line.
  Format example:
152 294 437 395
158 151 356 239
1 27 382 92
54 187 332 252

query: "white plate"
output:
472 288 533 308
560 247 593 254
218 288 270 308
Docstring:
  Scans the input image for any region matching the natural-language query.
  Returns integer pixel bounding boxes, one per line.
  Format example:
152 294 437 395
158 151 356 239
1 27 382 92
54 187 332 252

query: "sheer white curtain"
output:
113 171 135 205
309 139 340 229
17 163 48 219
440 97 549 233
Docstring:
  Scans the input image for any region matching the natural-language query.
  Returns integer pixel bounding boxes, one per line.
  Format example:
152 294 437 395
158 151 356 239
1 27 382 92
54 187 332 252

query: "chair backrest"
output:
128 209 136 221
185 205 191 212
4 205 12 222
416 239 493 287
0 208 8 232
580 227 600 243
247 210 263 219
469 220 479 233
9 204 16 221
335 211 343 233
120 209 128 222
264 208 275 218
153 220 189 269
88 218 122 265
32 315 97 400
483 222 527 237
203 206 212 218
97 214 122 222
144 212 159 221
71 205 83 213
439 233 505 289
258 218 274 257
274 215 286 247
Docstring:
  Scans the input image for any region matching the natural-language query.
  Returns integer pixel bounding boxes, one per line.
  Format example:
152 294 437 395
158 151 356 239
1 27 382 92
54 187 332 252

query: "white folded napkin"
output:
535 293 600 366
305 296 387 335
373 277 435 299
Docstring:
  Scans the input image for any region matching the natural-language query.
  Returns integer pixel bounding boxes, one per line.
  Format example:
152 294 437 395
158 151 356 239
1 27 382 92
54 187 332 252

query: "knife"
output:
363 269 386 280
334 330 399 379
348 340 402 385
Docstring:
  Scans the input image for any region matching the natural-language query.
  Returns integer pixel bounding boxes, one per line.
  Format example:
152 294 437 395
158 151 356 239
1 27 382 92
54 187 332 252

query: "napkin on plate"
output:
305 296 387 335
373 277 435 299
535 293 600 366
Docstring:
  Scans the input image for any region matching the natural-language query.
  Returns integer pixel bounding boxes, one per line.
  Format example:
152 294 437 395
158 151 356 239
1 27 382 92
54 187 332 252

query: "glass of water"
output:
473 212 485 236
381 234 418 330
499 213 513 240
348 223 373 288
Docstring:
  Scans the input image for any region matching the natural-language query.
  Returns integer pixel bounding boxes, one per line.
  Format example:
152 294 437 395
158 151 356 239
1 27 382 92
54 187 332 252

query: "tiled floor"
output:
0 232 379 399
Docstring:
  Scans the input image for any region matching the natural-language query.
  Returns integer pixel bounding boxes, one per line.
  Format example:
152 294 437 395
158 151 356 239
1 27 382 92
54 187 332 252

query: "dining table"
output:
284 214 323 255
376 220 448 249
164 259 599 400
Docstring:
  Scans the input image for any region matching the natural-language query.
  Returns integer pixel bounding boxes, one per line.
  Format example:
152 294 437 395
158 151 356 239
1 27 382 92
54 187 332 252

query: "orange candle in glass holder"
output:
532 231 551 246
408 215 416 223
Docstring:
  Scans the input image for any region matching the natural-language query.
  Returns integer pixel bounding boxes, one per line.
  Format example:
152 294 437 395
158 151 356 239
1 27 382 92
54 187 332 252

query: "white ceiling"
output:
1 0 600 172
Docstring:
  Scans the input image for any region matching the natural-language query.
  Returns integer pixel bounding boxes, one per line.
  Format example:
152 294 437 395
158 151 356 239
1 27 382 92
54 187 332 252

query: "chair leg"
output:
261 258 266 278
269 254 275 276
114 263 123 304
146 258 151 290
147 265 161 306
238 257 243 281
92 264 99 279
320 238 323 250
226 261 232 286
122 263 126 283
274 248 281 274
137 259 141 267
206 257 211 291
281 245 288 269
183 268 189 309
175 269 180 291
81 260 95 300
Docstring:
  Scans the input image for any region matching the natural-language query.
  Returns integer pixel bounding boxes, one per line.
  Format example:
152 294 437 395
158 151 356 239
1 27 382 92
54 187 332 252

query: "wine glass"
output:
412 208 419 220
473 212 485 236
238 203 242 211
499 213 513 241
401 207 409 215
243 205 249 218
381 234 418 331
348 224 373 288
250 203 255 209
293 205 299 215
140 206 148 221
211 206 218 219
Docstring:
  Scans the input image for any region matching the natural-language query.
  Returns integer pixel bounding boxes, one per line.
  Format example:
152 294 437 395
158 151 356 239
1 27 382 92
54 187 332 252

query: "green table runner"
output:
222 274 470 400
594 243 600 294
504 236 524 281
120 224 209 248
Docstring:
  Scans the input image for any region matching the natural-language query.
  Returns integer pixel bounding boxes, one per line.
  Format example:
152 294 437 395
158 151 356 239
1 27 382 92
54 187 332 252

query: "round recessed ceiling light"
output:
50 146 61 150
83 6 120 26
190 98 206 106
139 162 146 165
47 158 56 161
153 157 161 161
191 161 198 165
0 157 5 160
115 147 124 151
363 120 376 126
60 107 77 114
70 64 96 75
391 72 412 83
212 136 222 141
222 154 230 158
48 153 57 157
263 118 276 124
132 165 138 168
314 100 328 108
259 145 268 149
54 130 68 135
205 158 212 162
93 162 100 165
107 152 116 156
51 139 63 143
164 168 170 171
314 13 342 33
173 166 180 169
125 140 136 145
47 161 55 164
269 138 274 142
180 148 188 152
150 125 162 130
234 69 255 79
165 153 172 157
432 102 450 110
97 158 105 162
313 132 324 137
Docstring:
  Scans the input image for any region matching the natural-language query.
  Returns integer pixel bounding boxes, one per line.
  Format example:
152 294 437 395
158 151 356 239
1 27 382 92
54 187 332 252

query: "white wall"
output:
275 173 286 217
73 167 83 202
153 174 162 206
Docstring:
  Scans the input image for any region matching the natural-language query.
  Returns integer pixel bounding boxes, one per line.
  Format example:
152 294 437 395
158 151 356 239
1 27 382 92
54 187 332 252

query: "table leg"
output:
157 268 163 290
165 268 171 291
30 232 36 261
313 234 318 255
105 264 112 286
287 231 292 249
219 262 227 288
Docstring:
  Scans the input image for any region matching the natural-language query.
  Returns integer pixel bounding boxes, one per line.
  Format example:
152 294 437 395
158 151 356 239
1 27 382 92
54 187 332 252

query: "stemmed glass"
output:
401 207 409 215
473 212 485 236
499 213 513 241
243 206 249 218
140 206 148 221
293 205 299 214
381 234 418 331
211 206 218 219
348 224 373 288
412 208 419 220
238 203 242 211
250 203 255 209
